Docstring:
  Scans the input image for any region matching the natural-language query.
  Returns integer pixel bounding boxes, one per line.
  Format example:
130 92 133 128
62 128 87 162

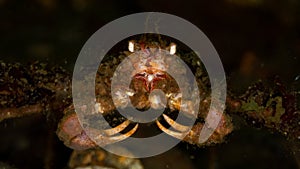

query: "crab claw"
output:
57 111 139 150
156 114 190 140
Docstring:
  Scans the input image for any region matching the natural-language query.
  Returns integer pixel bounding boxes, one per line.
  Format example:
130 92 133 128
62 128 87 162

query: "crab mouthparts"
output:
134 72 165 92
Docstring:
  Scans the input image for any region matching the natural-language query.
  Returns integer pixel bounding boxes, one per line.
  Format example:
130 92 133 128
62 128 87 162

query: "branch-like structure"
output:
0 61 72 123
0 61 299 152
227 79 300 141
0 104 43 121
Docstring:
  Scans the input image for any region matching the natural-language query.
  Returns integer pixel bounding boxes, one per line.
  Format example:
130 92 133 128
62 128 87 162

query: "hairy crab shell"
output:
57 34 233 149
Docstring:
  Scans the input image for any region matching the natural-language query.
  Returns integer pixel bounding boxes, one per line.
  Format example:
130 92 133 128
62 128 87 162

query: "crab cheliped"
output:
57 34 233 150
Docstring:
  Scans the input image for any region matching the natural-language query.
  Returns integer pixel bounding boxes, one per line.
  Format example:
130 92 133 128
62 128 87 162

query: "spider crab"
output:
57 34 233 150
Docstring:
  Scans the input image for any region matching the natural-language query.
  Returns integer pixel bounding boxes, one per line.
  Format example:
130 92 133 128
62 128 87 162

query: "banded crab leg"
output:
103 120 132 135
156 114 190 140
95 121 139 142
162 114 190 132
156 112 234 146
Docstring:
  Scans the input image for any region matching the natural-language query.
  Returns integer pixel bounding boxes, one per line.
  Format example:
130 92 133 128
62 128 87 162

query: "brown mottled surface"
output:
0 0 299 169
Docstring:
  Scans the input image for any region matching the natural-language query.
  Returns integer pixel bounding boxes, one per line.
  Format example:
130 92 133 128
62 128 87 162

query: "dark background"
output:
0 0 299 168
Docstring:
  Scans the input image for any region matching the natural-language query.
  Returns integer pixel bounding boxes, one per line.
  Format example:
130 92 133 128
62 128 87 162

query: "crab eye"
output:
170 43 176 55
128 41 134 52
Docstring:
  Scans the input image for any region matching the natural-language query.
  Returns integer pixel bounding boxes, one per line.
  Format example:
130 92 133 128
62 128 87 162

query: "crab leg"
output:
101 123 139 142
156 120 187 140
103 120 131 136
162 114 190 132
